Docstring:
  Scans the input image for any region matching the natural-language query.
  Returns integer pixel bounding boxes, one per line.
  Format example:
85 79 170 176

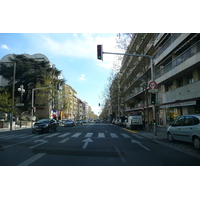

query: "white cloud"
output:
1 44 10 50
79 74 85 81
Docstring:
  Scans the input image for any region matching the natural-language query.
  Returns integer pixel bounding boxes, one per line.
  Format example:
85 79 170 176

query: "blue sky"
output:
0 33 119 115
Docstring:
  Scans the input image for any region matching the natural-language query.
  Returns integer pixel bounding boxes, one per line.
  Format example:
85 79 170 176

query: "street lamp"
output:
18 85 25 128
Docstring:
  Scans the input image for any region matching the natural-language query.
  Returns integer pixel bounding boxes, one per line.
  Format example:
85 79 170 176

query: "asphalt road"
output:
1 122 200 166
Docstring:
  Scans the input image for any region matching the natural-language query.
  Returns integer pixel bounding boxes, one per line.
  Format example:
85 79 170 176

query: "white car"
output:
167 114 200 149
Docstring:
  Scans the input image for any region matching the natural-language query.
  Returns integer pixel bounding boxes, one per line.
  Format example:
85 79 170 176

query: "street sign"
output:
148 81 158 89
16 103 24 106
148 89 158 93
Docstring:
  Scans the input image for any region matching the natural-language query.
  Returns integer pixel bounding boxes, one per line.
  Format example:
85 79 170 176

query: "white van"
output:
126 115 143 130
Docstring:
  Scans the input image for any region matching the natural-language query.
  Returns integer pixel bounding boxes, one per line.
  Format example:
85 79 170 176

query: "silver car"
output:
167 114 200 149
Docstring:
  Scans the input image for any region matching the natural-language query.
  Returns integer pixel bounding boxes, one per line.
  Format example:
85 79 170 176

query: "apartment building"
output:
113 33 200 127
63 84 78 120
154 33 200 126
118 34 156 125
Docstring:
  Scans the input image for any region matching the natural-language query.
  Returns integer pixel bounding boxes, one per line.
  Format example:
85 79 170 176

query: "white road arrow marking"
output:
131 139 150 151
29 139 48 149
82 138 93 149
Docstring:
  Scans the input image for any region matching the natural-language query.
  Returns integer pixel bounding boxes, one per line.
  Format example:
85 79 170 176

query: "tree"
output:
0 54 65 113
0 89 12 113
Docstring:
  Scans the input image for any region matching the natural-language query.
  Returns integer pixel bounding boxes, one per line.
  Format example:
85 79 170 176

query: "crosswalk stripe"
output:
121 133 131 138
98 133 105 138
31 133 49 138
71 133 82 137
58 133 71 138
19 135 32 138
45 133 60 138
59 138 70 143
85 133 93 137
110 133 118 138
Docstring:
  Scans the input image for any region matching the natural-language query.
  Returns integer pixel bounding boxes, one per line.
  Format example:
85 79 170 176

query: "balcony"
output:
155 40 200 81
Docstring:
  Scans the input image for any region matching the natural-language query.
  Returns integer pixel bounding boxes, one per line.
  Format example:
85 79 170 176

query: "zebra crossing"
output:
0 131 144 140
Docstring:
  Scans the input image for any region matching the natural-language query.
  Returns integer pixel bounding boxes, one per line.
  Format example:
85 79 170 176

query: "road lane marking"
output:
114 146 127 163
121 133 131 138
45 133 60 138
59 138 70 143
71 133 82 137
131 139 150 151
58 133 71 137
98 133 105 138
133 134 144 139
82 138 93 149
31 133 49 138
110 133 118 138
18 153 46 166
29 140 48 149
0 139 34 150
19 134 32 138
85 133 93 137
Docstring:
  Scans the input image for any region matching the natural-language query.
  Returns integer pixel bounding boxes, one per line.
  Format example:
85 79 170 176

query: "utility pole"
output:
10 62 16 130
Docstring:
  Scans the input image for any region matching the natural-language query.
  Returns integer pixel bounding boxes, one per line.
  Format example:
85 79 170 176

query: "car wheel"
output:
193 137 200 149
167 132 174 142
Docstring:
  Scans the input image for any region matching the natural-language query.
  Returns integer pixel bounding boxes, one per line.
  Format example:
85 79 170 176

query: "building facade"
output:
63 84 78 120
110 33 200 127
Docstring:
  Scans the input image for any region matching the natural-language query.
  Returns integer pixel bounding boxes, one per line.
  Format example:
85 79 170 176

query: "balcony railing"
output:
154 33 181 60
155 40 200 79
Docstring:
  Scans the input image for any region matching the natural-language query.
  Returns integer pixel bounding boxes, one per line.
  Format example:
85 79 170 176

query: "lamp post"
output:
18 85 25 128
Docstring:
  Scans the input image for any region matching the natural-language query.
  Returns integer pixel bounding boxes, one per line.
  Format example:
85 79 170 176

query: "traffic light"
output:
151 93 156 104
97 45 103 60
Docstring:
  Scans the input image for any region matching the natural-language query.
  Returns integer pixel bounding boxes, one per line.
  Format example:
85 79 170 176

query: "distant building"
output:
63 84 78 120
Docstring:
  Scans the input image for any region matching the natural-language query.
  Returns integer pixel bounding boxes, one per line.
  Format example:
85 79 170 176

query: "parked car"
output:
82 120 87 123
64 119 76 127
167 114 200 149
95 119 100 123
76 120 83 125
32 119 57 133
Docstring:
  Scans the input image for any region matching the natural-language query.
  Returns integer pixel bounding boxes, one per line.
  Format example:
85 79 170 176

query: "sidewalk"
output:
0 125 31 132
137 126 167 140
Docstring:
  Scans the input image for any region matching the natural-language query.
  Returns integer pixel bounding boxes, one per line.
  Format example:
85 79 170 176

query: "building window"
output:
178 77 184 87
187 73 194 84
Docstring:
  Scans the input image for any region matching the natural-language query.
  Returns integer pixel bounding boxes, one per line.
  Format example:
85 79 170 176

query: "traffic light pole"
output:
102 51 156 135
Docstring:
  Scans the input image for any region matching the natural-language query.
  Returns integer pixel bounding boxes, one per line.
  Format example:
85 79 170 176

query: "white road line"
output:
121 133 131 138
18 153 46 166
58 133 71 138
31 133 49 138
110 133 118 138
19 135 32 139
45 133 60 138
98 133 105 138
114 146 127 163
85 133 93 137
71 133 82 137
59 138 70 143
133 134 144 139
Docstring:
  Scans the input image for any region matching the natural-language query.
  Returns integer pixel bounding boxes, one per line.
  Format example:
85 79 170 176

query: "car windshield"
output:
36 119 50 123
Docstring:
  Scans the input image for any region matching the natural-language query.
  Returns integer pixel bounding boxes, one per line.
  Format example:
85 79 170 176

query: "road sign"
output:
148 81 158 89
148 89 158 93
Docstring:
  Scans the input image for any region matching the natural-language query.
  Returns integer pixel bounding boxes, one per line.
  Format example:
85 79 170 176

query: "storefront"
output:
159 100 198 127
